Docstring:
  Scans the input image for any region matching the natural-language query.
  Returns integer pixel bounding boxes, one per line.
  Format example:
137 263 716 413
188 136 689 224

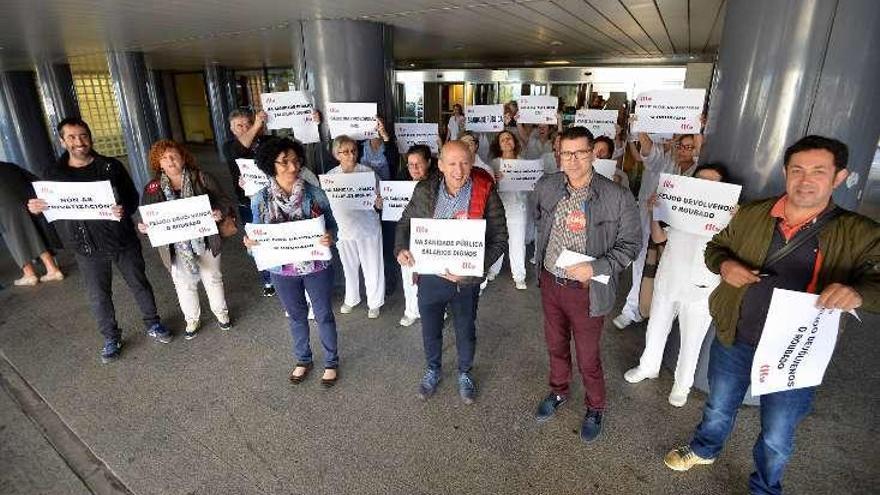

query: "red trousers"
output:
540 270 606 410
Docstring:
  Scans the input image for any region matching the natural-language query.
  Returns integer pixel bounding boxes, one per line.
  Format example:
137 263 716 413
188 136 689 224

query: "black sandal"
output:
289 362 313 384
321 367 339 388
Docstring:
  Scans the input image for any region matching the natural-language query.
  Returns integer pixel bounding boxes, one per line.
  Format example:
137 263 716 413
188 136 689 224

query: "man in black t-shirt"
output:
27 118 171 363
222 108 275 297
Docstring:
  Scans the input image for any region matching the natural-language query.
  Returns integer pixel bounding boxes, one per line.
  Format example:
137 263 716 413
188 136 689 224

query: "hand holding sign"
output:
751 289 843 396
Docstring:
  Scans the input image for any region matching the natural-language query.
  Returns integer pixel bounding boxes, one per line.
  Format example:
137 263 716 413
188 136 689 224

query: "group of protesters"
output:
2 94 877 495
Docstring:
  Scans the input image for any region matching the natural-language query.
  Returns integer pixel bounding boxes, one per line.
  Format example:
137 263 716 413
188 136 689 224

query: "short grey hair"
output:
228 108 254 124
331 135 357 156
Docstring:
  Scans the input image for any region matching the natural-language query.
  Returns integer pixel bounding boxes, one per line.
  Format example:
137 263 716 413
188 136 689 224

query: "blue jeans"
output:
239 203 271 286
417 275 480 373
691 337 816 495
271 268 338 368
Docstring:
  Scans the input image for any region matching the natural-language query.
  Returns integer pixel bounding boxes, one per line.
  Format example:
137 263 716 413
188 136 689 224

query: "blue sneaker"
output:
535 393 567 422
100 340 122 364
147 323 172 344
458 372 476 404
580 409 604 442
417 368 441 400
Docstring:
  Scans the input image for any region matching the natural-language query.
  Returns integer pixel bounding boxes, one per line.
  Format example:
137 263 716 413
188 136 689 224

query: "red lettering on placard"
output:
759 364 770 383
704 223 721 233
663 179 674 188
415 225 428 234
680 123 694 131
461 261 476 270
311 249 322 256
253 229 265 236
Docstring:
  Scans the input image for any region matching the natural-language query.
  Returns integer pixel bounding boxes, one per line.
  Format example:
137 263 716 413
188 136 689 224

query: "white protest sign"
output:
138 195 217 247
574 109 618 138
327 102 378 140
235 159 270 197
259 91 320 143
553 249 610 285
319 172 377 210
751 289 842 396
244 216 332 271
654 173 741 236
593 159 617 180
33 180 118 222
465 105 505 132
410 218 486 277
394 123 439 154
517 96 558 124
497 159 545 192
380 181 417 222
632 89 705 134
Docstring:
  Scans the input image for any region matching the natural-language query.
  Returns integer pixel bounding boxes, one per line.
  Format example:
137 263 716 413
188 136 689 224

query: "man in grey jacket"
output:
531 126 641 441
396 141 508 405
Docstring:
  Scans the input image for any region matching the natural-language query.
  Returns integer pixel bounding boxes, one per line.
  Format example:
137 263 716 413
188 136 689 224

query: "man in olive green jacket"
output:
663 135 879 495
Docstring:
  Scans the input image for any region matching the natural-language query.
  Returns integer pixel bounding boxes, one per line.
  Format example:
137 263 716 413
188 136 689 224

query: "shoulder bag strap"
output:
762 206 843 271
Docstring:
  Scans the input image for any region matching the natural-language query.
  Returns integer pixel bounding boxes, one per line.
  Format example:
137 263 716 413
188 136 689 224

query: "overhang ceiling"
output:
0 0 725 71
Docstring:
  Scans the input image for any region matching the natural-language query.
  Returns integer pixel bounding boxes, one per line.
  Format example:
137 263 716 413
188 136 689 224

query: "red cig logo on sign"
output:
663 179 674 188
758 364 770 383
415 226 428 234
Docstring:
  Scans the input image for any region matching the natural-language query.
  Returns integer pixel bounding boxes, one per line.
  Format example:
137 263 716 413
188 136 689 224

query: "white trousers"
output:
620 206 651 321
400 264 419 319
337 233 385 309
489 208 527 282
170 250 228 323
637 291 713 391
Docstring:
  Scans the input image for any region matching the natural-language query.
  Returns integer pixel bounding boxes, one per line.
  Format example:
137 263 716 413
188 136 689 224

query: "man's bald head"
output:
440 140 473 164
438 140 474 195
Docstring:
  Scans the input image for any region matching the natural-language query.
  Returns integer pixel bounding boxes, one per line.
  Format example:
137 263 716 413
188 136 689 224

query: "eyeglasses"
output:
337 149 357 156
559 150 592 161
676 144 696 151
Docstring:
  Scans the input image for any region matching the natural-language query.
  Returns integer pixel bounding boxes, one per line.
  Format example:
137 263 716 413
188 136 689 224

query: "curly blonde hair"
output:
148 140 199 177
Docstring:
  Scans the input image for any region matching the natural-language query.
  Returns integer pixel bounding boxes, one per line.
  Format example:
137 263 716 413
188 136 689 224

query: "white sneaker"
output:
307 305 315 320
184 320 200 340
514 280 527 290
340 304 354 314
668 386 690 407
399 315 418 327
623 366 657 384
367 307 380 319
14 275 38 286
612 313 633 330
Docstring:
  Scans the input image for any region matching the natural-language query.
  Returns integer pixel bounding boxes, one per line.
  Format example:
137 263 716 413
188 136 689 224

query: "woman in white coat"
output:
487 130 528 289
398 144 434 327
623 163 732 407
327 135 385 318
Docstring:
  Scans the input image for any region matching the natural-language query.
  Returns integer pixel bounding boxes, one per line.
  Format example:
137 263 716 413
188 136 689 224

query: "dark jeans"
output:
539 270 606 410
690 337 816 495
381 221 399 295
417 275 480 373
271 268 338 368
239 203 271 286
75 245 160 342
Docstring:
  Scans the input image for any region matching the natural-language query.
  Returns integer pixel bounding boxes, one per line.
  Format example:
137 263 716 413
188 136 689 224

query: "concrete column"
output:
292 20 395 173
204 64 236 166
146 69 172 141
700 0 880 210
0 70 56 177
34 62 79 157
107 51 160 191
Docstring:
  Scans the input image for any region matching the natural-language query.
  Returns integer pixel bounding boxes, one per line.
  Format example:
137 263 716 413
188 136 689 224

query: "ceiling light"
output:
543 60 571 65
549 40 563 46
409 63 416 68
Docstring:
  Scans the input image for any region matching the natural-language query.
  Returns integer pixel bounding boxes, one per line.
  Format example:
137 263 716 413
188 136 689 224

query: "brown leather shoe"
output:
289 362 313 384
321 367 339 388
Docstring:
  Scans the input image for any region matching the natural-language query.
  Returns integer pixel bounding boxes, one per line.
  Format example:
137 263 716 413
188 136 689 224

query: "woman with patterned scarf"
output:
138 140 236 340
243 137 340 387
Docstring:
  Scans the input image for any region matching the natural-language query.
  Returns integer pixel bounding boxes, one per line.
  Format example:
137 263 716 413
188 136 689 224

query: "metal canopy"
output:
0 0 725 70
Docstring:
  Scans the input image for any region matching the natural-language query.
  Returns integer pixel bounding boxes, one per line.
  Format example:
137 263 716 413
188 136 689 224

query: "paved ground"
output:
0 146 877 494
